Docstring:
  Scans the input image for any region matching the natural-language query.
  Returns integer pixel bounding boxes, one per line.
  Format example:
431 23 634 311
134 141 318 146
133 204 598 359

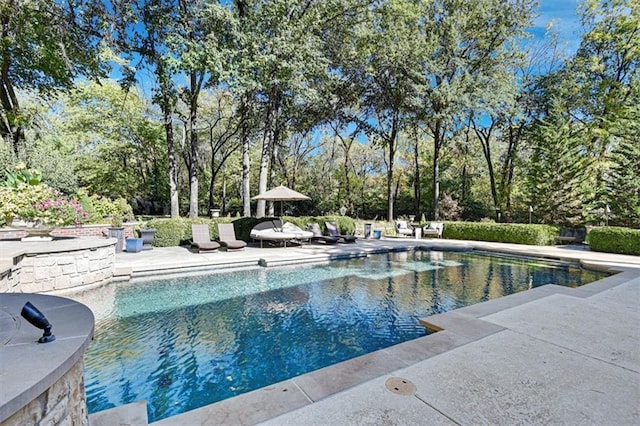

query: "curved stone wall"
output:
0 238 116 293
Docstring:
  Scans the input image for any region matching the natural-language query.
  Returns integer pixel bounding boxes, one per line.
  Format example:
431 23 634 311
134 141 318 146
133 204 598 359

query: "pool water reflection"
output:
82 250 607 422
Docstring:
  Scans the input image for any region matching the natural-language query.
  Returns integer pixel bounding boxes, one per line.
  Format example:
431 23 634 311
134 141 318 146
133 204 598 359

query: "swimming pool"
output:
81 250 607 422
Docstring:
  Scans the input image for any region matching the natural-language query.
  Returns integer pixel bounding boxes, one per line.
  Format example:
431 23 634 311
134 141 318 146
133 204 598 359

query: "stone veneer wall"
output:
1 361 88 426
0 239 116 294
1 245 114 293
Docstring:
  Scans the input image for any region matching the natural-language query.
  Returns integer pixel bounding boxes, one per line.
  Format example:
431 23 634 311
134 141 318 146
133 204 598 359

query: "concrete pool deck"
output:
89 238 640 425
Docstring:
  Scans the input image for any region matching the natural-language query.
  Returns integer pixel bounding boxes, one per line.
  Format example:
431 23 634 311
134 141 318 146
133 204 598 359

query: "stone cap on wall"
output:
0 293 95 422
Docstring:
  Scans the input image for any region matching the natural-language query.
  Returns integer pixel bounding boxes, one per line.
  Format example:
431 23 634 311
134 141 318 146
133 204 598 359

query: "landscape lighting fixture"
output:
21 301 56 343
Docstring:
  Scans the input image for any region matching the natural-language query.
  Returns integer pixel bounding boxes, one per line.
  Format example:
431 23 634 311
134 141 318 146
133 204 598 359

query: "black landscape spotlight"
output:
21 301 56 343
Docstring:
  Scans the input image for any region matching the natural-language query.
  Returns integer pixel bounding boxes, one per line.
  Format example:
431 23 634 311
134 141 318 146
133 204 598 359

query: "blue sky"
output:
532 0 584 52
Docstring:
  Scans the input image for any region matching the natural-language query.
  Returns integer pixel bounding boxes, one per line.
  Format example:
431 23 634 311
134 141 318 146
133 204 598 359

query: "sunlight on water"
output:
81 250 607 422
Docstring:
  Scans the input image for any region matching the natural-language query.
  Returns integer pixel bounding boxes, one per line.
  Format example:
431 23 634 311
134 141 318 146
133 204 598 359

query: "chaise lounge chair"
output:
217 223 247 251
190 224 221 253
307 222 339 244
325 221 357 243
250 220 297 248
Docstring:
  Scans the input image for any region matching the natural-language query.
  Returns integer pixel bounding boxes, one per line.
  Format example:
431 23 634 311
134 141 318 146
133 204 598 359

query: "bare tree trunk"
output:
257 97 274 218
386 114 399 222
188 71 199 218
207 126 216 214
159 90 180 218
221 166 227 215
0 58 23 155
412 136 421 219
473 122 499 211
241 98 251 217
431 119 442 220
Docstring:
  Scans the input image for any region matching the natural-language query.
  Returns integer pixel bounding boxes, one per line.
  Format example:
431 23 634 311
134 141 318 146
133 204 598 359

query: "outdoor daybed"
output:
282 222 314 244
250 220 297 247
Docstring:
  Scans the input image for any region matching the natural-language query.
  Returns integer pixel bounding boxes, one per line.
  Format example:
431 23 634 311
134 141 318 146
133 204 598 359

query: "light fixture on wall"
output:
21 302 56 343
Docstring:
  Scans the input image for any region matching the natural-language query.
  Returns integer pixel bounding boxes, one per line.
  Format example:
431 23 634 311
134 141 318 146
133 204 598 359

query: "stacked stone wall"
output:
1 359 88 426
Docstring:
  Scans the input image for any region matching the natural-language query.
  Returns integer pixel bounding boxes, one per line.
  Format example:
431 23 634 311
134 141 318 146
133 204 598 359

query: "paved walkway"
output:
92 239 640 425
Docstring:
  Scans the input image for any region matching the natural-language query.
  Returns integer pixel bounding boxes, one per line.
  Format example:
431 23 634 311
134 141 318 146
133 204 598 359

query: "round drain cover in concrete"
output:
385 377 416 395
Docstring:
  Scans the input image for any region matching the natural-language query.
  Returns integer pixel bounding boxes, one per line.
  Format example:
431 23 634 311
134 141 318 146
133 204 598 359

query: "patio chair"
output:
325 221 357 243
395 220 414 237
307 222 339 244
422 222 444 238
190 224 221 253
217 223 247 251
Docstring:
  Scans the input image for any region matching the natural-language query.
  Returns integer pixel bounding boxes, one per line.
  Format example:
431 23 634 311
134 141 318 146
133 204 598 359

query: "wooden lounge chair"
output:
190 224 221 253
217 223 247 251
325 221 357 243
307 222 339 244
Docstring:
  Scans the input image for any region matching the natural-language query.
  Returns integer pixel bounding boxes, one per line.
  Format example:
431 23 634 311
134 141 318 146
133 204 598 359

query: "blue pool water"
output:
82 250 607 422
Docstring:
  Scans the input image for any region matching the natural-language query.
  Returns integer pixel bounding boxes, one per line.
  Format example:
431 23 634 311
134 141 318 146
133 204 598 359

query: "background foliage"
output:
0 0 638 228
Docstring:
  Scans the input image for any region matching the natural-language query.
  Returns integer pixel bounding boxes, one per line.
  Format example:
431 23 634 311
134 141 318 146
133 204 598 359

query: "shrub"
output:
444 222 558 245
0 183 88 226
588 227 640 255
77 193 134 223
145 218 188 247
144 217 238 246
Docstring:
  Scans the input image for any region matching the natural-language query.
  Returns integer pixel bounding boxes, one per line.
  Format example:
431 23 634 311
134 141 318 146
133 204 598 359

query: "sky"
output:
532 0 584 53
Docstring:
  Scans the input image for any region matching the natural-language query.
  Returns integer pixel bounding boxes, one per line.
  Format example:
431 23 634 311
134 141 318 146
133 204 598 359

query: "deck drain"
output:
385 377 416 395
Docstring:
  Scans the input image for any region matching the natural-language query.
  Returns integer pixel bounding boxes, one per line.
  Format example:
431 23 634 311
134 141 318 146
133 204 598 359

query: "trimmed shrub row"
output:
144 215 357 247
443 222 559 246
587 227 640 255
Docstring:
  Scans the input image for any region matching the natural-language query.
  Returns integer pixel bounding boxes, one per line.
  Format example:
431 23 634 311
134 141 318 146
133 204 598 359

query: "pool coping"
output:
82 239 640 425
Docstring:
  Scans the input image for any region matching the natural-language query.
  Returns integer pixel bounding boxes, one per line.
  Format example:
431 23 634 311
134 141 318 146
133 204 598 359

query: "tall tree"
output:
339 0 422 221
414 0 534 219
0 0 106 155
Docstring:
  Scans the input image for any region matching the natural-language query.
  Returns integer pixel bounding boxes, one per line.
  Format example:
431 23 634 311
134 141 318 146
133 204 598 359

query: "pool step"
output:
89 400 148 426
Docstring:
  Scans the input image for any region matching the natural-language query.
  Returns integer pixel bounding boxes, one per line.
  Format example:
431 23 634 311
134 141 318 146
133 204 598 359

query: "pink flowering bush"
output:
0 183 88 227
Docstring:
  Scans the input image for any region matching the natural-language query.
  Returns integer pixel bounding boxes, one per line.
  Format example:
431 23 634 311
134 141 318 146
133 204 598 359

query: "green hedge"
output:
587 227 640 255
144 217 234 247
443 222 559 245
